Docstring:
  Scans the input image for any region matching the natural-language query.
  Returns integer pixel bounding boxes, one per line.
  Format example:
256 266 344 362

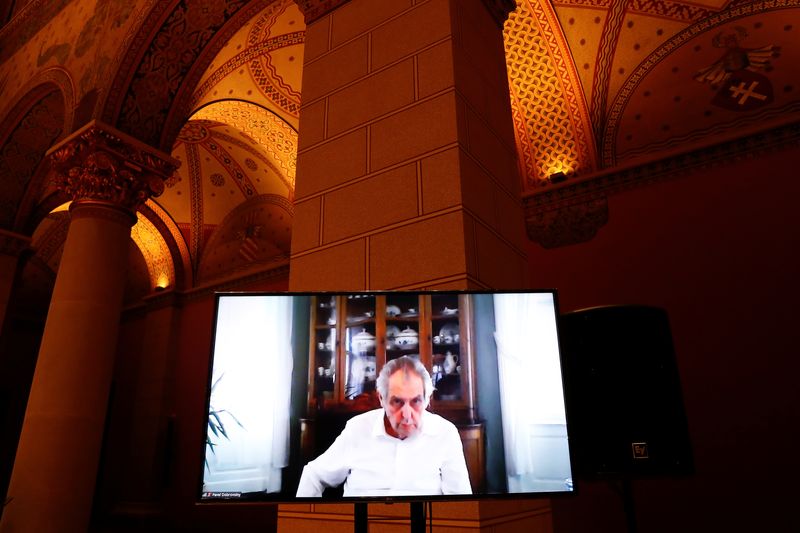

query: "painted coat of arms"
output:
694 27 780 111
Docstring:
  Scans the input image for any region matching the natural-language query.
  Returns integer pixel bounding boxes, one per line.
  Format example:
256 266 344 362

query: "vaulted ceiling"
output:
1 0 799 300
506 0 798 191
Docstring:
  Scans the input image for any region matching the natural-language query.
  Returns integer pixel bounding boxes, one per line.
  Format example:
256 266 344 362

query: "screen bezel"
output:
197 289 576 504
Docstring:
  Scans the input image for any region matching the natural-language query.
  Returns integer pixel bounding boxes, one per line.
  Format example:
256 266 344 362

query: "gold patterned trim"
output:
504 0 597 191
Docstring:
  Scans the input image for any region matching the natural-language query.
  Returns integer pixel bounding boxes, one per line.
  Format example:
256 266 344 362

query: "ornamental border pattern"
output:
553 0 712 23
529 0 598 173
186 142 204 272
189 31 305 109
160 1 275 151
213 130 294 192
525 119 800 247
616 101 800 162
589 0 627 145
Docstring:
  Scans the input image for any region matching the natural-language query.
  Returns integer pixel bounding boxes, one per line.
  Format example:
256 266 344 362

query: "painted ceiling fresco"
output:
1 0 799 296
506 0 800 191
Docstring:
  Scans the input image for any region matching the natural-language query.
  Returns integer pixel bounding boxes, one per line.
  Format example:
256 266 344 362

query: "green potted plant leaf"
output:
206 373 243 470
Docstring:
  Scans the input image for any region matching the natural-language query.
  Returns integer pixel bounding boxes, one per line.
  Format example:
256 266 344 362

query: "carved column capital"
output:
0 229 31 257
294 0 352 24
47 120 180 215
481 0 517 27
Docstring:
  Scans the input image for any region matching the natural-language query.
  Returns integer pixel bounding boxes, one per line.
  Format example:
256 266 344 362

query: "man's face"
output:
380 370 426 439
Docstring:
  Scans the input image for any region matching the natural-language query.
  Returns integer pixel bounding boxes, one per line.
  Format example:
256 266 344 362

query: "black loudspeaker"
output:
560 305 693 478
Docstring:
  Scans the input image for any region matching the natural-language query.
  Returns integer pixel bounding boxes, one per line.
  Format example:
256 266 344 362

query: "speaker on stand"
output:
559 305 693 532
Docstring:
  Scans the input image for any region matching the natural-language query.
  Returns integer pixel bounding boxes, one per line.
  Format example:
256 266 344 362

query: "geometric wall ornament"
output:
504 0 598 191
191 101 297 190
191 0 304 123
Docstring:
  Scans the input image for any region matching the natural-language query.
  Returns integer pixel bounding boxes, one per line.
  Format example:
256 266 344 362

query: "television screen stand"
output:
353 501 426 533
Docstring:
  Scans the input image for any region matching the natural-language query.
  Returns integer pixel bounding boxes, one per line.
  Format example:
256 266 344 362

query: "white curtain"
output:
493 293 566 482
203 295 294 493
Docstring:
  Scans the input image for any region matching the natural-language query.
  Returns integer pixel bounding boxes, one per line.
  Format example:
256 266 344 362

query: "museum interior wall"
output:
0 0 798 531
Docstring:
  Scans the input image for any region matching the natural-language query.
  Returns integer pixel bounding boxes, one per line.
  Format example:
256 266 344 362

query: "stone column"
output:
289 0 527 292
0 230 31 331
284 1 546 531
0 121 178 533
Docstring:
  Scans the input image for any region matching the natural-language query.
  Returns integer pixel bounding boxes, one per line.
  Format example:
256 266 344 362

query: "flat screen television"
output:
199 290 574 502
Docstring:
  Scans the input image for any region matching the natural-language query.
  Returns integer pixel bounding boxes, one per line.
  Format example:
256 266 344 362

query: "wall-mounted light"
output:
155 273 169 291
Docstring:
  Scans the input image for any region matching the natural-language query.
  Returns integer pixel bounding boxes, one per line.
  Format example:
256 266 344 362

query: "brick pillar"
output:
0 121 178 533
289 0 527 292
285 1 548 531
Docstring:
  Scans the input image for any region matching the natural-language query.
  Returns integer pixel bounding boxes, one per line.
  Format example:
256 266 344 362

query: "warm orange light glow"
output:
50 201 71 213
131 213 175 291
546 161 573 176
155 274 170 290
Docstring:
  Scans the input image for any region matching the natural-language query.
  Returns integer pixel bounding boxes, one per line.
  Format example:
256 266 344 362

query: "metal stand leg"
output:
354 502 368 533
410 501 426 533
621 478 637 533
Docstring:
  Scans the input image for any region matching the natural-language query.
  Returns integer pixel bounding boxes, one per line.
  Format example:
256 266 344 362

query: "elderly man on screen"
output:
296 356 472 497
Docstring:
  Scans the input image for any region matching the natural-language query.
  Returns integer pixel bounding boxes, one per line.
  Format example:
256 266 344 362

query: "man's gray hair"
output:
376 355 434 405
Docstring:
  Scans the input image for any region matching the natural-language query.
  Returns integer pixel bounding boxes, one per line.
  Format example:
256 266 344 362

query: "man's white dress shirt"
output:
296 409 472 497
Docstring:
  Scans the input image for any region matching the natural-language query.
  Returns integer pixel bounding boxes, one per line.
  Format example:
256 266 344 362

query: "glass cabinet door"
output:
343 294 378 402
311 296 337 407
430 293 463 401
309 293 474 418
384 293 422 364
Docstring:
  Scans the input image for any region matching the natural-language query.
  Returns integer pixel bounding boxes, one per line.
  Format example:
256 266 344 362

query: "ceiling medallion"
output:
177 122 211 143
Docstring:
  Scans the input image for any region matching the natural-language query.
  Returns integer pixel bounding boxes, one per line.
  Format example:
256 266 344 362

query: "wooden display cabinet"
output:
304 293 484 491
307 294 476 420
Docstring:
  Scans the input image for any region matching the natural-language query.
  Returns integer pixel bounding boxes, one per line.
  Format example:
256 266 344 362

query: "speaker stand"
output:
611 478 637 533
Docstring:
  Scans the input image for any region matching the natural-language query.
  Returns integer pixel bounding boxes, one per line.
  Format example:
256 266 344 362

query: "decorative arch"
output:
196 193 293 284
190 99 298 192
0 68 74 232
140 200 194 291
101 0 281 152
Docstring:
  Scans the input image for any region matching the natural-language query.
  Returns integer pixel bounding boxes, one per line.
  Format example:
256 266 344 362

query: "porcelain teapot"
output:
394 326 419 348
351 328 376 352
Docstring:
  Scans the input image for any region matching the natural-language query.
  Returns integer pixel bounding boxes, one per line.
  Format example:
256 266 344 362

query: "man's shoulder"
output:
422 411 459 435
343 408 384 430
